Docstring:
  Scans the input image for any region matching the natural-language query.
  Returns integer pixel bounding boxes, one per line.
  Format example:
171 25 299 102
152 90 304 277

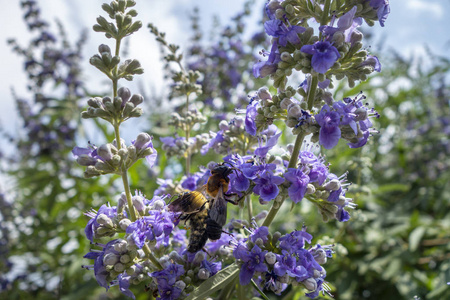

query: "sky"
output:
1 0 449 144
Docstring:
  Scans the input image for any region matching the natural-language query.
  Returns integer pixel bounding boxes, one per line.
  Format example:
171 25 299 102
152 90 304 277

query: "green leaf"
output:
409 226 426 252
251 279 270 300
185 263 240 300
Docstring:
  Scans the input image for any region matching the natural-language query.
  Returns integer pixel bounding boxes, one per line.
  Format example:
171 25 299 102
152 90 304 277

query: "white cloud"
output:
406 0 443 19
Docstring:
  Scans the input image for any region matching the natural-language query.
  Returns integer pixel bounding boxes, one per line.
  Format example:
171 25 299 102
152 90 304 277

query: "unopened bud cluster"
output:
74 132 154 178
82 87 144 123
169 110 207 131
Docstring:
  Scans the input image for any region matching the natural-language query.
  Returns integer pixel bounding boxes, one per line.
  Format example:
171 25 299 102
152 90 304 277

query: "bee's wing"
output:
208 185 227 226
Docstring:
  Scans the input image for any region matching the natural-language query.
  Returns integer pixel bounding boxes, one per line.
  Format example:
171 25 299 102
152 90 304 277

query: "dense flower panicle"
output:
232 224 330 297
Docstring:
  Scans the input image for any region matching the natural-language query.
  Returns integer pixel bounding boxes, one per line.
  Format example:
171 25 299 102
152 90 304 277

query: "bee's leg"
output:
224 193 247 205
221 230 234 237
202 247 213 258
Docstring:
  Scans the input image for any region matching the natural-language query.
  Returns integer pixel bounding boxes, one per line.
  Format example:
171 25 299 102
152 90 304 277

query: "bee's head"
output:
212 164 234 178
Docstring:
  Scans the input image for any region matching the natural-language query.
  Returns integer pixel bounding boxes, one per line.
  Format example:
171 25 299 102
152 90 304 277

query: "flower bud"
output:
113 138 126 149
313 248 327 264
306 184 316 194
126 265 137 276
118 87 131 103
197 268 210 280
280 98 294 110
303 278 317 291
132 195 146 213
114 262 125 272
272 231 282 244
175 280 186 291
120 254 131 264
98 144 113 161
258 87 272 100
130 94 144 106
324 179 341 191
287 103 302 118
169 251 185 264
118 193 127 213
97 213 114 227
98 44 111 54
77 155 97 166
134 133 152 149
103 253 119 266
193 251 206 264
265 252 276 265
119 218 131 230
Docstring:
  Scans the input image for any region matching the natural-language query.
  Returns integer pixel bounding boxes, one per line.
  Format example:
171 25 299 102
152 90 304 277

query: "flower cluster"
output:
314 94 380 149
232 223 332 297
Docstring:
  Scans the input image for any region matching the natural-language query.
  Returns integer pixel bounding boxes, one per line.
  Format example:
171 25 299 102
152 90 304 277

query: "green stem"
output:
262 132 306 227
113 123 137 221
185 93 191 175
143 244 163 269
320 0 332 27
246 195 253 223
307 75 318 111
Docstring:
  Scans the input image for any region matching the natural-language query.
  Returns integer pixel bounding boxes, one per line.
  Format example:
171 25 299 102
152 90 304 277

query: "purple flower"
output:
156 279 183 300
84 204 117 242
117 273 135 299
264 19 306 47
360 55 381 72
249 226 270 244
201 259 222 276
201 130 224 154
83 239 122 290
301 41 340 74
132 133 157 167
253 42 281 78
126 211 177 248
284 168 310 203
234 245 268 285
274 250 296 276
279 228 313 253
254 130 282 158
72 145 101 166
368 0 390 27
151 263 185 286
320 6 358 38
308 161 329 185
265 0 284 20
244 100 258 135
347 131 370 148
253 170 285 201
315 105 342 149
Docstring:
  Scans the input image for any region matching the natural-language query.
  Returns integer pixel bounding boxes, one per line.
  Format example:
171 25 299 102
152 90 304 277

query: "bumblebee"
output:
168 164 237 252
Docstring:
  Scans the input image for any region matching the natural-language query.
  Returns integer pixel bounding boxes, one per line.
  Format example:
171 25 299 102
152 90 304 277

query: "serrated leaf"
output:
185 263 240 300
409 226 425 252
